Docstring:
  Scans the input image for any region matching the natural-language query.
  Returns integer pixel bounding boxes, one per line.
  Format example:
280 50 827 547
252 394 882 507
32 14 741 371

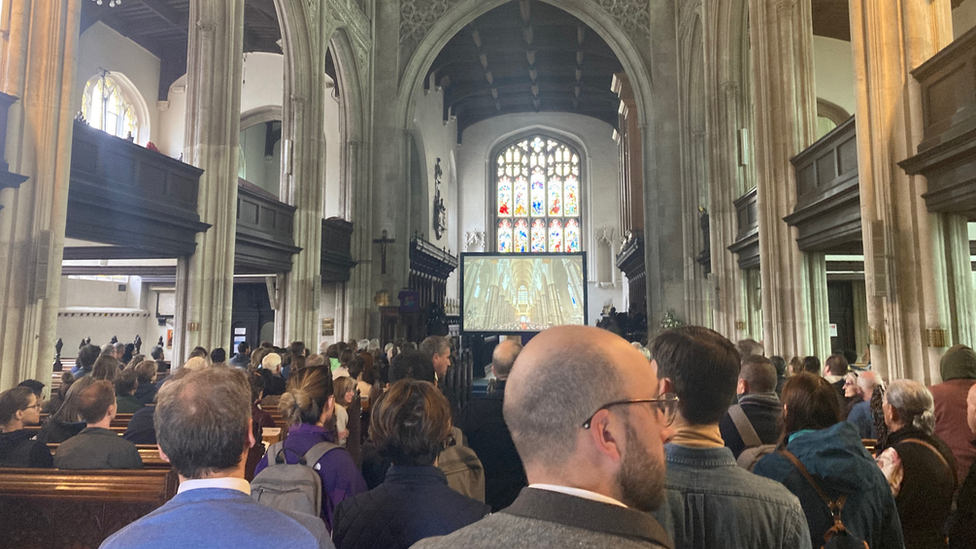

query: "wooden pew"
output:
0 467 178 549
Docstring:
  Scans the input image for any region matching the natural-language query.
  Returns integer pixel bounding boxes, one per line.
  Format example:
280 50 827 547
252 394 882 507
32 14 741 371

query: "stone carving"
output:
432 158 447 239
327 0 372 86
595 0 650 41
399 0 462 50
464 231 486 252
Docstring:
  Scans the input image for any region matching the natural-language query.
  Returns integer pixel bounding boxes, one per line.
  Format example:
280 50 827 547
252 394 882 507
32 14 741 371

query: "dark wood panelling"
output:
900 27 976 218
785 117 862 253
321 217 356 283
615 234 646 312
234 179 301 274
67 121 210 258
728 187 760 270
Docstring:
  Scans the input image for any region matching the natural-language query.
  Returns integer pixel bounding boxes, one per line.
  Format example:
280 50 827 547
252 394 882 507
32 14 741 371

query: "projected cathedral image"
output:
462 255 586 333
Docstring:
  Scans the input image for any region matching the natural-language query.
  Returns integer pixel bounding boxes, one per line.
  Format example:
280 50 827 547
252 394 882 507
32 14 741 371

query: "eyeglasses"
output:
581 393 679 429
23 403 41 410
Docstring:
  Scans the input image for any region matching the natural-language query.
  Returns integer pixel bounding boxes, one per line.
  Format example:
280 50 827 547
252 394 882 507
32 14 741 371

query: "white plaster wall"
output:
813 36 856 117
955 0 976 39
240 122 282 197
55 277 168 359
456 112 624 326
157 53 285 159
75 22 161 145
413 85 457 249
323 75 343 219
157 75 187 159
241 53 284 114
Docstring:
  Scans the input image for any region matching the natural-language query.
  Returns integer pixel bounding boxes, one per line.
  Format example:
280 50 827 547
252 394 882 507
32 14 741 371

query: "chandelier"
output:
91 0 122 7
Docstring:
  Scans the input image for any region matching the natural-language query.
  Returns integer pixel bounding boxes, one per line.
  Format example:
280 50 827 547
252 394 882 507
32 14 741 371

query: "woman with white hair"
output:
876 379 957 548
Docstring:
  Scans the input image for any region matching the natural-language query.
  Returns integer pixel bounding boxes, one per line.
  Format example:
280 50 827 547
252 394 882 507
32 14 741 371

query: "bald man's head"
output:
492 339 523 380
503 326 654 468
857 371 881 402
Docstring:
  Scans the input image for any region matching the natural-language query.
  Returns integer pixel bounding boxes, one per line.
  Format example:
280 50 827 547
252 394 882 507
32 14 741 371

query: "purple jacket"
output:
255 423 367 532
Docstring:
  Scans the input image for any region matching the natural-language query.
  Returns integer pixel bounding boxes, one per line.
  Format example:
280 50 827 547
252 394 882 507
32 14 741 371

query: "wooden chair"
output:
0 467 178 549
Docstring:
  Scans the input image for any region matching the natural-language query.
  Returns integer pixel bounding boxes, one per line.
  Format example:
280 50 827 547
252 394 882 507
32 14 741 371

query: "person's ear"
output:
659 377 674 396
247 417 256 449
158 445 171 463
587 410 623 463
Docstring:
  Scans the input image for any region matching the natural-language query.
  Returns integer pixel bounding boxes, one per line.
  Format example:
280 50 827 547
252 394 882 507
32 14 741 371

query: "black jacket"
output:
123 406 156 445
951 442 976 548
718 392 782 458
883 427 957 548
0 430 53 468
456 382 527 511
333 465 489 549
35 418 86 444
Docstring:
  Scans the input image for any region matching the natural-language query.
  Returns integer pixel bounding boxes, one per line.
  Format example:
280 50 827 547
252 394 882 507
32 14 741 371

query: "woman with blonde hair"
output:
333 376 357 446
253 366 366 532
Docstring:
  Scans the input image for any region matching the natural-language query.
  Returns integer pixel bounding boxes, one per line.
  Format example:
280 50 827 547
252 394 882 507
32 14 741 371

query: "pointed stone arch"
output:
325 26 372 341
387 0 689 329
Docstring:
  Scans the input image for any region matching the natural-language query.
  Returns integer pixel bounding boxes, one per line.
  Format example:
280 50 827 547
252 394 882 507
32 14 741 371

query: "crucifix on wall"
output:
373 229 395 274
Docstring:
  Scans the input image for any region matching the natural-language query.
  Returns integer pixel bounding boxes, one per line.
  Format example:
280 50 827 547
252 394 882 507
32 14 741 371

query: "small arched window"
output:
82 73 138 141
494 135 582 253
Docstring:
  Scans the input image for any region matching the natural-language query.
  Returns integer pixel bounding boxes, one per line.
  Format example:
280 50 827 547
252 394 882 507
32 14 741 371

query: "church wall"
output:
157 76 187 159
813 36 856 117
239 122 282 197
412 84 457 250
241 53 284 114
55 276 168 361
456 112 624 327
955 0 976 38
157 53 285 160
323 75 343 219
75 22 161 146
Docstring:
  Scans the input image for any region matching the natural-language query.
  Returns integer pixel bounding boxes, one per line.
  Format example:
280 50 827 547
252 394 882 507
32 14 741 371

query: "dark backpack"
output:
780 449 869 549
251 441 339 517
729 404 776 471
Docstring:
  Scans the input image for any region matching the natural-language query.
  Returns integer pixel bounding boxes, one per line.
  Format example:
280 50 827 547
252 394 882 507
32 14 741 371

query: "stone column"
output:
280 85 327 347
0 0 80 390
345 138 374 340
849 0 954 381
644 0 690 329
179 0 245 359
748 0 828 359
705 79 746 340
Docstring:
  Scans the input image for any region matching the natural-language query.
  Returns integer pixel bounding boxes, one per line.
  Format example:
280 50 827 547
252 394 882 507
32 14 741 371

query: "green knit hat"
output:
940 344 976 381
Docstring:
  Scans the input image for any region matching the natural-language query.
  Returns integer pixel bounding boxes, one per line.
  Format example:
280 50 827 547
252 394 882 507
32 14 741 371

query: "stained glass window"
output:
82 74 139 141
494 136 583 253
498 219 513 253
514 177 529 217
514 219 529 253
498 177 512 217
565 219 581 253
548 220 563 252
564 176 579 216
531 219 546 252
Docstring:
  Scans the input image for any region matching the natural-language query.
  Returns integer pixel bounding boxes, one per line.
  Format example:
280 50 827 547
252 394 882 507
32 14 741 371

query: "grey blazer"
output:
411 487 673 549
53 427 143 470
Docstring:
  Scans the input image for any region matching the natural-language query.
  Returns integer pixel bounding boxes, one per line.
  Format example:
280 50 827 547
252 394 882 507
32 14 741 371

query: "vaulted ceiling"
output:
81 0 283 101
427 0 624 142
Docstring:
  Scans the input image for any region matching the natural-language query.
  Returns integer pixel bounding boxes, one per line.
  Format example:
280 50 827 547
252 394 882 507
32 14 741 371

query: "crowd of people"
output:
0 326 975 549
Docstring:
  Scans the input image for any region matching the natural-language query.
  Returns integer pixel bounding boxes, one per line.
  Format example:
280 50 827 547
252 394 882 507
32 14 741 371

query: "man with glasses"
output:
650 327 812 549
414 325 674 549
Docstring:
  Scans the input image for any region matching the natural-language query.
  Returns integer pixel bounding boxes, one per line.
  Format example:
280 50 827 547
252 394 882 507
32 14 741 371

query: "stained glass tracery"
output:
495 136 581 253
